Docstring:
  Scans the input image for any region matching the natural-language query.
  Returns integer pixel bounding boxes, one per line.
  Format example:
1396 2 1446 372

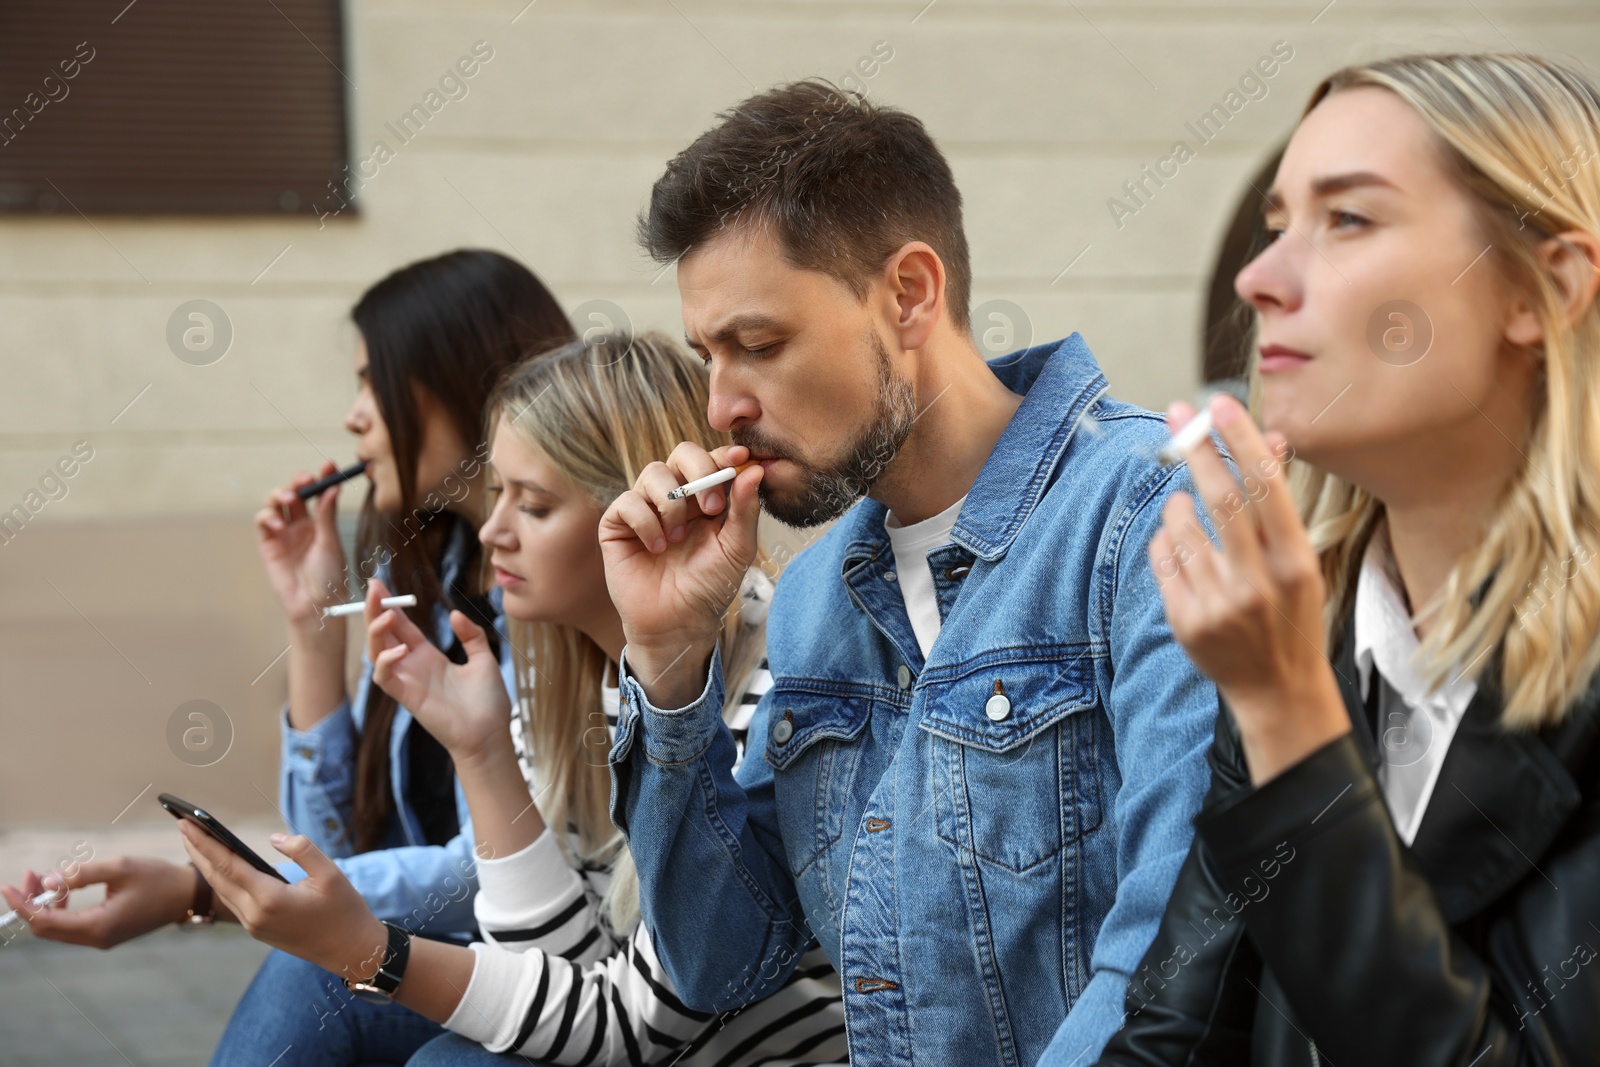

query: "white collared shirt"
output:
1354 539 1478 845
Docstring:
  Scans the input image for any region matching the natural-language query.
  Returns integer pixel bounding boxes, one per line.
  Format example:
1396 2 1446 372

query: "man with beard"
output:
598 80 1220 1066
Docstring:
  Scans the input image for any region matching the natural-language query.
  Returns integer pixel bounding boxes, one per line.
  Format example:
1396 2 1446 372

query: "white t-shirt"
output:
884 494 968 659
1354 539 1477 846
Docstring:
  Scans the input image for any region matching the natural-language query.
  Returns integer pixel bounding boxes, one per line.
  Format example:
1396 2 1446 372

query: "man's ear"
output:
1505 229 1600 346
884 241 945 351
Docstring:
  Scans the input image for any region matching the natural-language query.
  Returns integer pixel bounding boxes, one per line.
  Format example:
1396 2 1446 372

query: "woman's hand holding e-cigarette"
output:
366 579 541 860
599 442 765 710
254 460 350 627
1147 393 1348 785
365 577 512 770
256 460 352 731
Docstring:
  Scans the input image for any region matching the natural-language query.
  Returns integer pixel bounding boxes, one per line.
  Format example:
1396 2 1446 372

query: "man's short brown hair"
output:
639 79 971 330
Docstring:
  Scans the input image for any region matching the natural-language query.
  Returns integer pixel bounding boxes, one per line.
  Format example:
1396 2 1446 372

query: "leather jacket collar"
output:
1331 611 1598 922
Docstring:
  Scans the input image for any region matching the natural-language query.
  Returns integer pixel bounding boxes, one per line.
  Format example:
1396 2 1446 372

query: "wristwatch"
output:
345 921 411 1004
178 864 215 929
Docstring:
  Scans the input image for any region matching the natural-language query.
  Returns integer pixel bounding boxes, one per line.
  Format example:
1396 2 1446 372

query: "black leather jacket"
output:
1098 615 1600 1066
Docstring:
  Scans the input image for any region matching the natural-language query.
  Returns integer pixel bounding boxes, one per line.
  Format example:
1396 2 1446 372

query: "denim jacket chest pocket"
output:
764 683 874 880
918 652 1103 873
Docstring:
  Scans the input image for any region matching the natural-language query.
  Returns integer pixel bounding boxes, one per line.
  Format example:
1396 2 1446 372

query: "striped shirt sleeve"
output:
449 907 844 1066
446 576 844 1067
471 829 619 966
446 664 783 1063
449 910 719 1062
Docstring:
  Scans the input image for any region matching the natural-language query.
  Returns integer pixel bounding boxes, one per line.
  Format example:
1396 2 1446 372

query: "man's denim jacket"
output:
610 334 1219 1065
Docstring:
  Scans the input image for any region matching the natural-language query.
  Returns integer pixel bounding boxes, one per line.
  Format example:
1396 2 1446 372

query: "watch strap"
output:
348 921 410 1000
180 864 215 927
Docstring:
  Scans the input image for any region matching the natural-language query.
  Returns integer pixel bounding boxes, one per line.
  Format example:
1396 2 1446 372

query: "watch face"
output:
346 981 392 1005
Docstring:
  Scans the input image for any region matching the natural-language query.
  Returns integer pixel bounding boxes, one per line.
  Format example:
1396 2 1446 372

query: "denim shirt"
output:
277 516 517 936
610 334 1220 1066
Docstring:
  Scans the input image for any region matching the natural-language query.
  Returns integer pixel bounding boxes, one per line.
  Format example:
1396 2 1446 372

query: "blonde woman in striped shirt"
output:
181 332 846 1067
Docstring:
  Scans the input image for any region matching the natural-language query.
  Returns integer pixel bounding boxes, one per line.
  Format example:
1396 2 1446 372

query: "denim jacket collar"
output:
837 332 1110 576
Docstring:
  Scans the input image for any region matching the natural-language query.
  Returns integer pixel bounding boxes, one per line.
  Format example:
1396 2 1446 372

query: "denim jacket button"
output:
897 664 912 689
772 718 794 744
882 570 897 582
984 692 1012 722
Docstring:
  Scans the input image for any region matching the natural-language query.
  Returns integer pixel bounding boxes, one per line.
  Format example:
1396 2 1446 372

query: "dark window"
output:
0 0 349 215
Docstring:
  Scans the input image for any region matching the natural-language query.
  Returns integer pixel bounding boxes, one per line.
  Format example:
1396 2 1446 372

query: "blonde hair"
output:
1281 54 1600 727
486 331 767 930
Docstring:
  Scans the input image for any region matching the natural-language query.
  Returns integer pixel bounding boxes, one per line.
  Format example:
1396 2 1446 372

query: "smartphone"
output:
157 793 289 882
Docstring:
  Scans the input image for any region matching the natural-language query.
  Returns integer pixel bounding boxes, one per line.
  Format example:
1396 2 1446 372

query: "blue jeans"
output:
211 949 446 1067
406 1033 531 1065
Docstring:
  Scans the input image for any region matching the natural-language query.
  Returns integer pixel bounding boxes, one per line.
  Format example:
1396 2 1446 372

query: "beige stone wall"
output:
2 1 1595 829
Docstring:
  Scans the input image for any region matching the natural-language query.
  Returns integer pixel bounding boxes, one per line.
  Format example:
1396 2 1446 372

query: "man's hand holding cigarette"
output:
598 442 765 709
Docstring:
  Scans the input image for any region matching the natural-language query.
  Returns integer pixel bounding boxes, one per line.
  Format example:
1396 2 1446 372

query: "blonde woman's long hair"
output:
485 330 767 931
1280 54 1600 728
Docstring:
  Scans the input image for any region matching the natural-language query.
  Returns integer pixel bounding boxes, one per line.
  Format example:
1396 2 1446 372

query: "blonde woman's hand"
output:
365 577 512 766
254 461 350 626
598 442 764 709
178 821 389 983
1147 393 1349 785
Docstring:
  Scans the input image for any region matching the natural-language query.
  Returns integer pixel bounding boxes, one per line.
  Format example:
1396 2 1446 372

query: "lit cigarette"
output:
666 463 758 501
0 888 62 936
323 594 417 618
1156 406 1216 466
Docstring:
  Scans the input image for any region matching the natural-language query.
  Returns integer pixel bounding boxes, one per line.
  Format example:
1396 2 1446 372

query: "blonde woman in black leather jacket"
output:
1085 53 1600 1067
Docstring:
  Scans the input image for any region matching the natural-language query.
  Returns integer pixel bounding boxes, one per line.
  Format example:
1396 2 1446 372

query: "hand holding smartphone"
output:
157 794 289 882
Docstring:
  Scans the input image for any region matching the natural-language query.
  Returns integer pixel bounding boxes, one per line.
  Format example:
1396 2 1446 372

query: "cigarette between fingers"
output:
1157 406 1216 466
323 594 417 618
0 889 62 935
667 462 757 501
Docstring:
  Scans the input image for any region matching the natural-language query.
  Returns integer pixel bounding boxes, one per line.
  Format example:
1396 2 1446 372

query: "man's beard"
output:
733 332 919 528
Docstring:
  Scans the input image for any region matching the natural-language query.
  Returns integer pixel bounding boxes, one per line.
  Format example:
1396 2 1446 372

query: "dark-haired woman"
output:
271 248 573 901
4 249 576 1066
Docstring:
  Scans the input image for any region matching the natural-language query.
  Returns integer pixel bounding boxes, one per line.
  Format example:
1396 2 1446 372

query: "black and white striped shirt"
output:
449 576 846 1065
